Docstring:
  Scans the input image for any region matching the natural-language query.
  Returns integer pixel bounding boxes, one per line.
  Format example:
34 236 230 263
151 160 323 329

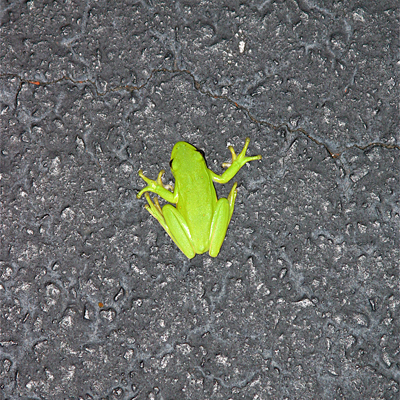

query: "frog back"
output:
170 142 217 253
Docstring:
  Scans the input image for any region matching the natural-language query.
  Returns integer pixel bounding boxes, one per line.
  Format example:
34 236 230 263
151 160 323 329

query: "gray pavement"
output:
1 1 399 399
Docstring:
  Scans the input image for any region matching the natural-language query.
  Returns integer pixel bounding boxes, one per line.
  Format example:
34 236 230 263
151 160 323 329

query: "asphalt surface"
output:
1 1 399 399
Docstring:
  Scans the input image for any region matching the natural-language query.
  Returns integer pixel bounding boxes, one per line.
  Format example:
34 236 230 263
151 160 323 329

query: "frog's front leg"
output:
212 137 262 184
143 194 196 259
209 182 238 257
137 169 175 203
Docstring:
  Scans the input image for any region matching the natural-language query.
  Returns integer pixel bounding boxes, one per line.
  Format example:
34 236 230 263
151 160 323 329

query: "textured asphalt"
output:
1 1 399 399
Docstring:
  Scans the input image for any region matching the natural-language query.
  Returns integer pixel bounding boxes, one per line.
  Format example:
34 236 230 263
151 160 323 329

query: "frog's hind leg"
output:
209 183 238 257
143 194 196 259
227 182 238 220
162 205 196 259
143 193 167 228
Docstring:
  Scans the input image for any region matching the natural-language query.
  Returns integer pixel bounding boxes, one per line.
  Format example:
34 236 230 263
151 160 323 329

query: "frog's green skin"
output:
137 137 261 259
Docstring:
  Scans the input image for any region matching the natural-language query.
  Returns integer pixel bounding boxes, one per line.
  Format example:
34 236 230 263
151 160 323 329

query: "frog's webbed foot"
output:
137 169 173 198
155 170 174 191
222 137 262 169
222 146 238 168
